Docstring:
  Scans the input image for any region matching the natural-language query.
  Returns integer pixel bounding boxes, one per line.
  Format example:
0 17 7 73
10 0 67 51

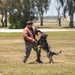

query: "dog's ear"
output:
45 34 48 37
41 34 48 39
44 34 48 37
43 33 48 36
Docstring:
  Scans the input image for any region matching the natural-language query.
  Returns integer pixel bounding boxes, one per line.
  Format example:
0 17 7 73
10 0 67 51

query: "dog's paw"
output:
60 50 62 53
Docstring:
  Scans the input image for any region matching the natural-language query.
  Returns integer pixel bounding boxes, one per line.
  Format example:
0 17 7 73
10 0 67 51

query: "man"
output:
23 20 43 63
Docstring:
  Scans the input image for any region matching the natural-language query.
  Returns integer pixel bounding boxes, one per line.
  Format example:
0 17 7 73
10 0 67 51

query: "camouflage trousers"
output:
23 42 41 62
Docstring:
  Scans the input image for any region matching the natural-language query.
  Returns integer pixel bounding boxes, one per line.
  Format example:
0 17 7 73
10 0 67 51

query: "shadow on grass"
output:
29 61 43 64
28 61 60 64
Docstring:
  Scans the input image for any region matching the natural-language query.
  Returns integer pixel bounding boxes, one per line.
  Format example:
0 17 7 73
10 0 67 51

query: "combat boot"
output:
36 52 43 63
36 59 43 63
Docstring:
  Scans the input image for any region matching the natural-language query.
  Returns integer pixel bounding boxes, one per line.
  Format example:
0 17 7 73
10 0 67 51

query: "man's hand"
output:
32 39 36 43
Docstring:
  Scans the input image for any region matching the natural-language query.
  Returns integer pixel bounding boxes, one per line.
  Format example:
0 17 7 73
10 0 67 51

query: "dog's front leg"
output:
38 45 41 51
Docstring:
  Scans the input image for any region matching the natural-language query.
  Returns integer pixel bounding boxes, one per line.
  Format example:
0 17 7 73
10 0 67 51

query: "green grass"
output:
0 32 22 38
0 31 75 75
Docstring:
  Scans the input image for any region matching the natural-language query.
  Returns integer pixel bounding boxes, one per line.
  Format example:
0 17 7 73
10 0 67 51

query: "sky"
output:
44 0 63 16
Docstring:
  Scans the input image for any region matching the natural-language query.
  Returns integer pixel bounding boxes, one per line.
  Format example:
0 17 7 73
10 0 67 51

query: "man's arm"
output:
35 29 43 37
23 30 35 43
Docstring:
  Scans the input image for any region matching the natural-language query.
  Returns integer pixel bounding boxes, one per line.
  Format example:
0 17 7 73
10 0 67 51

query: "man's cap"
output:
26 21 33 25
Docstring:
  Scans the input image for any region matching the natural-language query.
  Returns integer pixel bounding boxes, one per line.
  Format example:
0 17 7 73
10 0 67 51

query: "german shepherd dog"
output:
37 34 62 63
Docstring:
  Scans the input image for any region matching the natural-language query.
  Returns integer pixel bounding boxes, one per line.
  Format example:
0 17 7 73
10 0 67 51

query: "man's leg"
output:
23 44 32 63
32 42 43 63
36 49 43 63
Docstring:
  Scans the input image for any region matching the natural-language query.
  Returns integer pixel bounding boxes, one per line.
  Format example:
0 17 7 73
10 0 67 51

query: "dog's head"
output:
38 34 49 51
41 34 48 39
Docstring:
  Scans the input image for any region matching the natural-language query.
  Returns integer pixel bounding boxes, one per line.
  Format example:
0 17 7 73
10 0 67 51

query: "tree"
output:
56 0 62 26
50 0 62 26
0 0 8 27
0 0 3 27
59 0 75 28
36 0 50 26
15 0 50 27
0 0 5 27
0 0 51 28
8 0 23 28
5 0 38 28
58 6 61 26
21 0 38 27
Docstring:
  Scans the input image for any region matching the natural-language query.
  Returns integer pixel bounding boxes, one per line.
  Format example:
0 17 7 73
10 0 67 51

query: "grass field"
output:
0 31 75 75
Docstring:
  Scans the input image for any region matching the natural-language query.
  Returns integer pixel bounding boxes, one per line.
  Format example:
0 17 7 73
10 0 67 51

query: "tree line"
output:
0 0 50 28
0 0 75 28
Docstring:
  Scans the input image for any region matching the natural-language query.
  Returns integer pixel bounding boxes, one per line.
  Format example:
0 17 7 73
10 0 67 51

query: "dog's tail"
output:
47 50 62 58
53 50 62 55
